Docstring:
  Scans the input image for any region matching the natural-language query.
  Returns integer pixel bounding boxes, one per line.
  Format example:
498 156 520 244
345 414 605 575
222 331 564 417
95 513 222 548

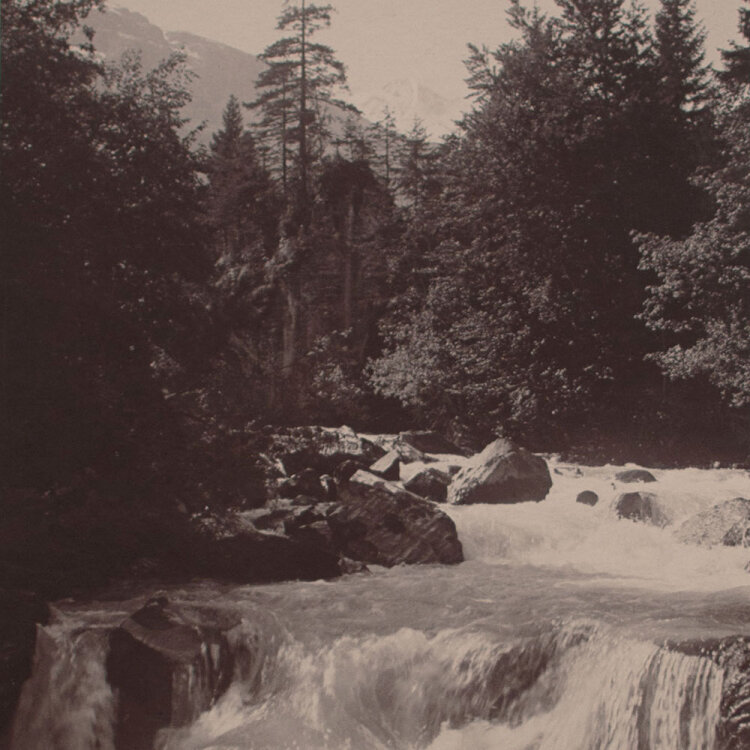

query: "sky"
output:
117 0 744 101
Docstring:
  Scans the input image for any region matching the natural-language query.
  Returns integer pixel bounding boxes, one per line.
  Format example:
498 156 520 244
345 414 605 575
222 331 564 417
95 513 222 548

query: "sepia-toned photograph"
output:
2 0 749 747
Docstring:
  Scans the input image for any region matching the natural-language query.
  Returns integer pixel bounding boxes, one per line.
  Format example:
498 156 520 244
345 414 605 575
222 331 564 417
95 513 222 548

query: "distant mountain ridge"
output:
86 7 266 143
85 6 461 144
355 78 465 138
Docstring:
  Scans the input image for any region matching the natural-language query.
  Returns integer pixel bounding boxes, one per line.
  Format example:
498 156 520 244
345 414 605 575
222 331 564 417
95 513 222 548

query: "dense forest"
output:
2 0 750 567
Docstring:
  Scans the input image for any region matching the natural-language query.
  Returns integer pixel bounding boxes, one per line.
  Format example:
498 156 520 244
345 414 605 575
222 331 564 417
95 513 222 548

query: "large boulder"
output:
330 471 463 566
614 491 667 526
675 498 750 547
264 426 385 476
107 597 243 750
447 439 552 505
615 469 657 483
404 467 452 503
188 512 341 583
249 504 369 573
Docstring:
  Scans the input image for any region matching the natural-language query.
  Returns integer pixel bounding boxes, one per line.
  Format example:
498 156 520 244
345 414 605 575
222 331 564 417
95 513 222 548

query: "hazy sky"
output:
117 0 744 100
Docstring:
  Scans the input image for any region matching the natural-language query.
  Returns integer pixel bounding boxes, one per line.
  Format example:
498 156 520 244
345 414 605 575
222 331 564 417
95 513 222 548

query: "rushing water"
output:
10 460 750 750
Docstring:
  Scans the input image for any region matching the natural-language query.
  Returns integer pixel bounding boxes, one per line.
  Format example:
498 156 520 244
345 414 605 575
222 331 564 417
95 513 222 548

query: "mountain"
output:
84 8 462 144
84 7 265 143
355 79 466 138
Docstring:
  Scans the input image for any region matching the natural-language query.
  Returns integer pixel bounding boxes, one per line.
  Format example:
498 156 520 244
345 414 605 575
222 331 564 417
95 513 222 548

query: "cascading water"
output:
9 461 750 749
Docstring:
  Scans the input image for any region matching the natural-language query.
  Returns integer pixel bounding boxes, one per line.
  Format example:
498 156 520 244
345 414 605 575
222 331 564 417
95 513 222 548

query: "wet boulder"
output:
614 491 667 526
675 498 750 548
264 426 385 476
404 467 452 503
615 469 657 483
330 471 463 566
576 491 599 507
447 439 552 505
189 512 341 583
107 597 242 750
369 450 401 481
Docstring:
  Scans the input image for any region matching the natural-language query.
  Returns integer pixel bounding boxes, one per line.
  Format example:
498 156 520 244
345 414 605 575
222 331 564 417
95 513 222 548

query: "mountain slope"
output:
86 7 264 142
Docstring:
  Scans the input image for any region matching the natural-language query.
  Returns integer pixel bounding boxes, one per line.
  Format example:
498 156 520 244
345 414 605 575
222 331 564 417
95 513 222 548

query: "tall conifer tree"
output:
248 1 349 224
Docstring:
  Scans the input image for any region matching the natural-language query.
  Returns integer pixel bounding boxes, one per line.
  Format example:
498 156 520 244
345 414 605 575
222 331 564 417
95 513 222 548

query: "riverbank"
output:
7 457 750 748
2 426 750 746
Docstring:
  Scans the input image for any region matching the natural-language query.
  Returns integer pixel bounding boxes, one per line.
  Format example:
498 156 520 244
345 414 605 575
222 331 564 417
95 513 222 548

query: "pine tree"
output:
248 1 350 223
248 59 295 194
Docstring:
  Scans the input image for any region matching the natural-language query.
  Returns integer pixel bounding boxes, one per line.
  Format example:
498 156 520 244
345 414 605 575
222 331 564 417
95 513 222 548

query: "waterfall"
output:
8 461 750 749
155 620 724 750
11 622 116 750
429 637 723 750
9 610 727 750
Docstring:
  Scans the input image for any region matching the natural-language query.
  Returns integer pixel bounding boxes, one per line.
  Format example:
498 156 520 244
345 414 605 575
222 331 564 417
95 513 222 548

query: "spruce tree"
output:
655 0 709 111
722 0 750 84
395 120 439 211
638 1 750 412
207 95 278 259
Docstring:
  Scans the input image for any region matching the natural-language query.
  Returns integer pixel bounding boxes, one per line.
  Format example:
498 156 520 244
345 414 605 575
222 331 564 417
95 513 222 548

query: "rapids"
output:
9 460 750 750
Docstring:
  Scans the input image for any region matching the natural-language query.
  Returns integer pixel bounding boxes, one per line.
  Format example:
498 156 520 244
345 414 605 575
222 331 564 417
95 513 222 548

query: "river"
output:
9 460 750 749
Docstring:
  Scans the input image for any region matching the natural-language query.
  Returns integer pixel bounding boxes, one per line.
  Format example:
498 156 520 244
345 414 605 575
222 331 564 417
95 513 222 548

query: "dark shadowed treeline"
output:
2 0 750 542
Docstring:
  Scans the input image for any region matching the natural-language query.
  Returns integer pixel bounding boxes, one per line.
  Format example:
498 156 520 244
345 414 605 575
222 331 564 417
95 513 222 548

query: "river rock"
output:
675 498 750 547
447 439 552 505
667 636 750 750
576 491 599 507
189 512 341 583
369 450 401 481
615 469 657 483
398 430 465 456
330 470 463 566
614 491 667 526
365 434 428 463
107 597 242 750
277 468 329 501
265 426 385 475
0 590 50 737
404 467 452 503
